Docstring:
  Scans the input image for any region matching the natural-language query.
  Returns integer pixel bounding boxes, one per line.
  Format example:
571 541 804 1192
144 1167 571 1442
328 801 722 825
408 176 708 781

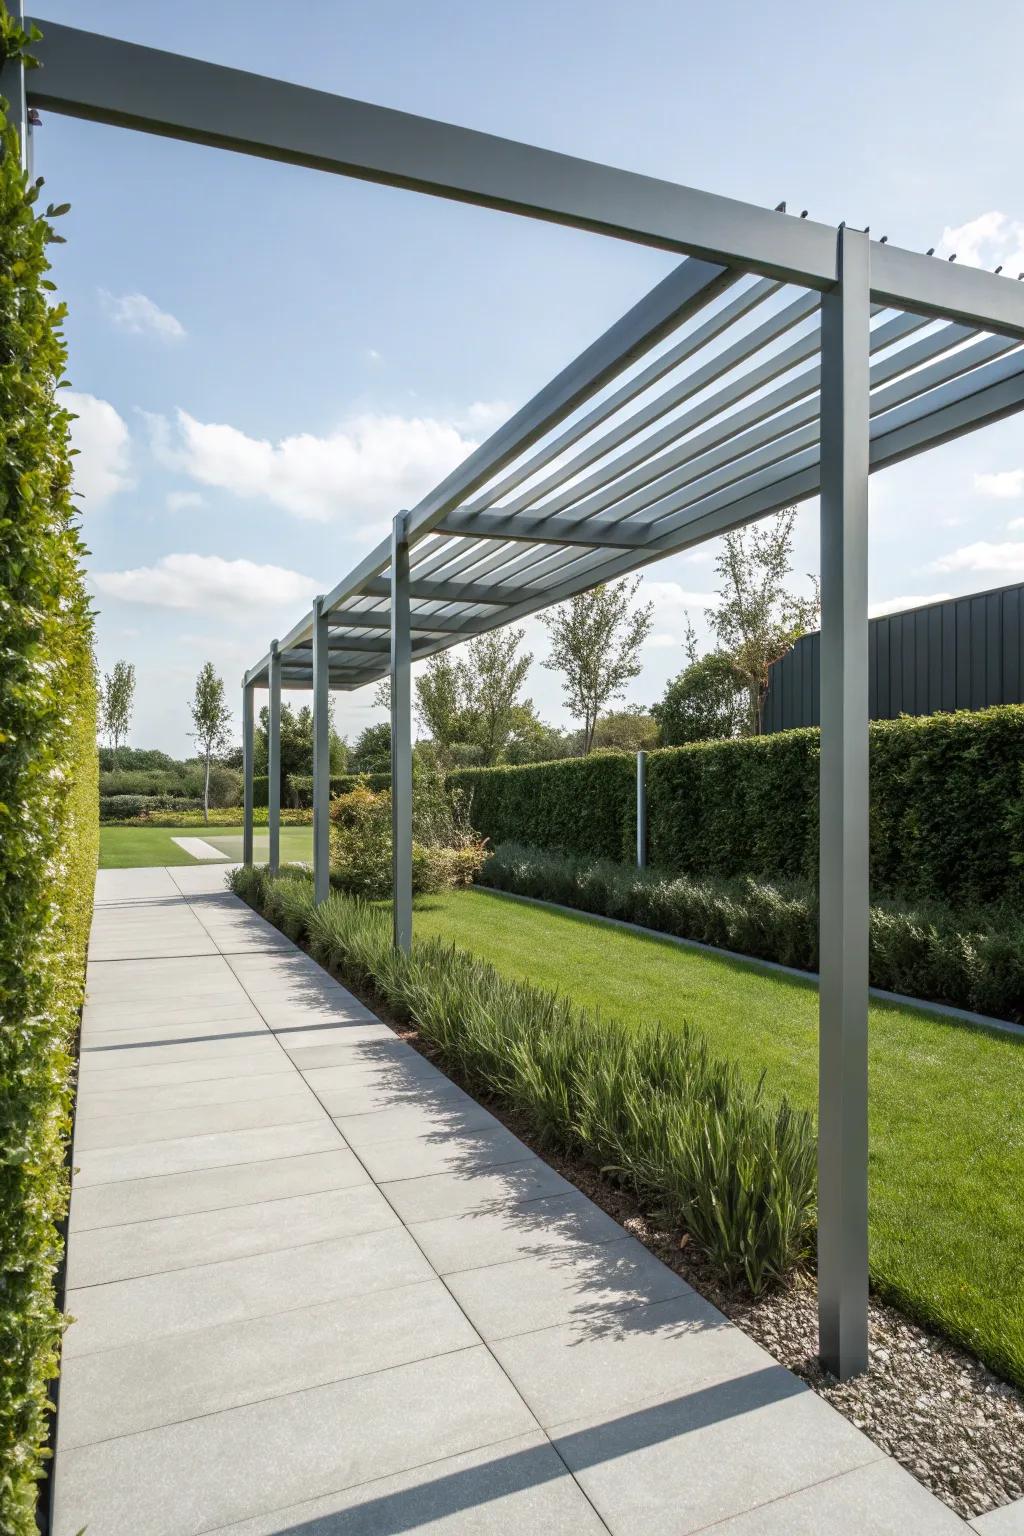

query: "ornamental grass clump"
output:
230 868 817 1294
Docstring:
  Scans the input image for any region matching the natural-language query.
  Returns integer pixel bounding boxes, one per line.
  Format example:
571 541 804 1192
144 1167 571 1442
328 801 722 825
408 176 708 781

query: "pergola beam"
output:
435 510 654 548
28 20 1024 339
363 575 549 605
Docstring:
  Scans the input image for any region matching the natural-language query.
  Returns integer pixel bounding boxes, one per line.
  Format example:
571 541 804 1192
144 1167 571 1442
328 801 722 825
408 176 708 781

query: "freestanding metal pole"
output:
636 750 648 868
390 513 413 953
817 225 871 1381
242 680 255 868
312 595 331 905
268 639 282 877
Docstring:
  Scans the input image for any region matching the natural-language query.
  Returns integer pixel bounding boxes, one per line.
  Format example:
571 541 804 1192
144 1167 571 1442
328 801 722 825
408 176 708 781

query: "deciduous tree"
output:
541 578 653 753
189 662 231 822
708 508 819 734
100 660 135 764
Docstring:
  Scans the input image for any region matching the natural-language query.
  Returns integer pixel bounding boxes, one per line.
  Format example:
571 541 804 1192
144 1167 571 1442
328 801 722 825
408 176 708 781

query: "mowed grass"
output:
414 886 1024 1385
99 825 312 868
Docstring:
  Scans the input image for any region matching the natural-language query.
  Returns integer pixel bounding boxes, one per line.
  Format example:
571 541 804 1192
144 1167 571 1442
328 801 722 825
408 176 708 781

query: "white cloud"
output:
974 469 1024 499
147 407 489 523
459 400 514 434
66 391 132 506
931 541 1024 575
937 211 1024 277
643 580 722 610
91 553 319 613
166 490 205 511
1009 517 1024 532
100 289 186 341
868 593 952 618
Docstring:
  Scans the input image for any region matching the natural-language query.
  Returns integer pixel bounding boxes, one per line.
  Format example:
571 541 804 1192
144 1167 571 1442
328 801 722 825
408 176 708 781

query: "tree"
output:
591 706 659 753
255 701 346 778
100 660 135 763
350 721 391 774
413 628 535 765
541 578 653 753
654 626 747 745
189 662 232 822
462 629 534 764
415 653 471 757
708 508 819 735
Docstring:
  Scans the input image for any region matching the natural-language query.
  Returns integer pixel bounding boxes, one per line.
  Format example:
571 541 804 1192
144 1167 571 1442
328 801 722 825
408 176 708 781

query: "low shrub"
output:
230 868 817 1294
328 771 486 898
478 844 1024 1021
100 794 204 822
103 806 313 829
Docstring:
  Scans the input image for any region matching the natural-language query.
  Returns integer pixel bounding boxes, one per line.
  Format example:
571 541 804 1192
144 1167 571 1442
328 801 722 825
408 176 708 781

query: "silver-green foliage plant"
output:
230 868 817 1293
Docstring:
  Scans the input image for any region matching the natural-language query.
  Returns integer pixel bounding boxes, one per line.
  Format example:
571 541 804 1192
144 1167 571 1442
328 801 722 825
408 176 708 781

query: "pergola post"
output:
242 680 255 868
817 225 871 1381
636 750 648 868
390 512 413 954
268 639 282 876
312 595 331 905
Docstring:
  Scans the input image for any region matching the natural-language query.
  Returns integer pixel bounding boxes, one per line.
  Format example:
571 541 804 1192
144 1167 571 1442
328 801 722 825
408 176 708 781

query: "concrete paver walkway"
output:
53 865 971 1534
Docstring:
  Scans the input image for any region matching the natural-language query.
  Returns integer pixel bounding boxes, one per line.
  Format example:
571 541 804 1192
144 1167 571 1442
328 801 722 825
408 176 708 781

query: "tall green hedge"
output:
453 705 1024 905
450 752 635 862
0 16 98 1529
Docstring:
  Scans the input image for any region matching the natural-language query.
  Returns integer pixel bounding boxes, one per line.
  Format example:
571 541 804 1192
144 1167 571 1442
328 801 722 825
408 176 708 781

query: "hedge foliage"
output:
231 867 817 1295
454 706 1024 906
252 770 389 808
0 16 98 1527
479 844 1024 1022
450 752 634 862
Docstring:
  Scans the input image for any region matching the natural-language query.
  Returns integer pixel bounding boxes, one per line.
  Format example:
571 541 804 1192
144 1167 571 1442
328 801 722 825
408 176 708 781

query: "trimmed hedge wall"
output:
450 753 635 863
252 771 390 808
0 19 98 1528
453 706 1024 906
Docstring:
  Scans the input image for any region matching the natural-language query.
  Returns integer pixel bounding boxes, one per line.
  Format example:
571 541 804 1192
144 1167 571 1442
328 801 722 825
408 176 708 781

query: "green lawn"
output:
414 886 1024 1385
99 825 313 869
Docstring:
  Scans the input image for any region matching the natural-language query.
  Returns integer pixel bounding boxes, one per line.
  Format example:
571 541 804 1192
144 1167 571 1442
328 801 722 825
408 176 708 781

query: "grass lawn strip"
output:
413 886 1024 1390
99 825 313 868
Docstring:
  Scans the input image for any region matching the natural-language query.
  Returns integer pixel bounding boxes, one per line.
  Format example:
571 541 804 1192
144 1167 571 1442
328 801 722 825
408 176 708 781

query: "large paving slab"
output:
52 864 972 1534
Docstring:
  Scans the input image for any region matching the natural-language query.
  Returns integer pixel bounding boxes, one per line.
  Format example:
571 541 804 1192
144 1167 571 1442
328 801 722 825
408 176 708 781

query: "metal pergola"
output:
13 11 1024 1386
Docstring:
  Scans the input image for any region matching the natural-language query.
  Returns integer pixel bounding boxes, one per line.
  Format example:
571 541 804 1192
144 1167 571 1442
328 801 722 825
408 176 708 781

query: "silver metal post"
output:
242 681 255 867
818 225 871 1381
390 513 413 953
636 750 648 868
268 639 282 876
312 595 331 904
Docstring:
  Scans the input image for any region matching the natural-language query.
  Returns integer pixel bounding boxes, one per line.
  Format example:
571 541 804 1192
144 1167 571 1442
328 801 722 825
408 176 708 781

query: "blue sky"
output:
36 0 1024 753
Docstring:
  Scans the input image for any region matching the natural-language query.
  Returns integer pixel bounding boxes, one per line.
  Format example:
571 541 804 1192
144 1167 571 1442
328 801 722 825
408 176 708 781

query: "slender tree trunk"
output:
204 749 211 824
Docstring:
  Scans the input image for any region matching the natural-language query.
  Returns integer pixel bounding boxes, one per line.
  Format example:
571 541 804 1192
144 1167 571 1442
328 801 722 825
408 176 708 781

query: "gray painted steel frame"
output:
312 597 331 904
390 516 413 954
818 229 871 1379
34 13 1024 1388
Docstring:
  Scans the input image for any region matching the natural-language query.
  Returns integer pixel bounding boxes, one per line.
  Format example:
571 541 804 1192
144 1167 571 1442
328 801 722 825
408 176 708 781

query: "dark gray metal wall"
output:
762 581 1024 731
